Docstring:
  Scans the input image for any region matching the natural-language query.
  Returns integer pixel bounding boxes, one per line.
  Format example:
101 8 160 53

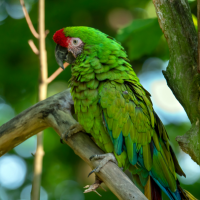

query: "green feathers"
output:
63 27 112 46
99 81 157 173
61 26 185 198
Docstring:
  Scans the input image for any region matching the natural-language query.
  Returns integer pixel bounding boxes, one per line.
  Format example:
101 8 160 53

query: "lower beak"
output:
55 44 68 70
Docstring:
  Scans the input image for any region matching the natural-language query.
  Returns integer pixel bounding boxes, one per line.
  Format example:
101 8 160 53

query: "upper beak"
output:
55 44 68 70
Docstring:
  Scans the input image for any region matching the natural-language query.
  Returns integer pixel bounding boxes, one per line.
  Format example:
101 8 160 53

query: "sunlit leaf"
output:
192 14 197 31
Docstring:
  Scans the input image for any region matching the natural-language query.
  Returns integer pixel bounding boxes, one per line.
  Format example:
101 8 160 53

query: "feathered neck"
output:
69 43 140 89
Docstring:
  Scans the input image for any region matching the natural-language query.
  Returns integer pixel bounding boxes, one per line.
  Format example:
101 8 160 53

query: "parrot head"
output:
53 28 84 69
53 26 122 69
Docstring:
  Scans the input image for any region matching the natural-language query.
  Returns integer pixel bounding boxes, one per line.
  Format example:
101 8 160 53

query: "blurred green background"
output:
0 0 199 199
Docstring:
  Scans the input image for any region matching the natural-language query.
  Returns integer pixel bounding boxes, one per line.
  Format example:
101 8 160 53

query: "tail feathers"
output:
144 176 162 200
178 185 198 200
151 176 162 200
133 174 197 200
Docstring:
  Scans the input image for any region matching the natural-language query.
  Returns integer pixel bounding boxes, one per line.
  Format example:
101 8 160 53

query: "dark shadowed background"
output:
0 0 199 199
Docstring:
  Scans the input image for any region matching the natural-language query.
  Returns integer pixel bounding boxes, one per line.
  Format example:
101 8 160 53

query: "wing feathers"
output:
99 81 183 194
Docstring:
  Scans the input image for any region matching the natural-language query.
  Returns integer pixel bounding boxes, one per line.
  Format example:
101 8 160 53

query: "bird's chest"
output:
71 85 113 153
77 102 112 152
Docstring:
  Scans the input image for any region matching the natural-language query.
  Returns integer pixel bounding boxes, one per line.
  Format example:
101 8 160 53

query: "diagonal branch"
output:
20 0 39 39
152 0 200 164
46 62 69 84
0 89 147 200
28 40 39 55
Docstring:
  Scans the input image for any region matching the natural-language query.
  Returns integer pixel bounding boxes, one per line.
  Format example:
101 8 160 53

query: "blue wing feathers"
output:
103 112 124 155
113 132 123 155
150 143 181 200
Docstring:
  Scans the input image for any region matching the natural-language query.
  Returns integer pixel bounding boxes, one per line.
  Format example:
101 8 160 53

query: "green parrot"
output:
53 26 196 200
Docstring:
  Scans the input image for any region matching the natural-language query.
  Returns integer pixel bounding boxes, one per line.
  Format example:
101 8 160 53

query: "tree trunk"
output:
153 0 200 165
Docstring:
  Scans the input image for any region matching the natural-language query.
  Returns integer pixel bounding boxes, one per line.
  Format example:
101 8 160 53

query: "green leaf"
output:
192 14 197 31
116 18 163 60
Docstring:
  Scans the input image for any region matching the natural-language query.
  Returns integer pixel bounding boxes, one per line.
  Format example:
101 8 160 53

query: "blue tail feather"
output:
150 172 181 200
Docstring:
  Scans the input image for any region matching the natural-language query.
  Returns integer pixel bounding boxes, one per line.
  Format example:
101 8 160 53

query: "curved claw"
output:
60 135 68 144
88 169 96 177
65 135 69 140
88 153 117 177
89 155 95 161
60 123 84 144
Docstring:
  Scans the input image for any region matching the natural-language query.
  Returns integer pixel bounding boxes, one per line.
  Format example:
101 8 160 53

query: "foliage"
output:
116 18 163 60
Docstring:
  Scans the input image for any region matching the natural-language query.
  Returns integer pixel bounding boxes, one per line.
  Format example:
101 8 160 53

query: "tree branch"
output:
0 89 147 200
20 1 69 196
46 62 69 84
31 0 48 199
20 0 39 39
152 0 200 164
28 40 39 55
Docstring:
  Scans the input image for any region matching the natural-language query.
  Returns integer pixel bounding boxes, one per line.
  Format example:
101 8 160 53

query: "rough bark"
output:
0 89 147 200
152 0 200 164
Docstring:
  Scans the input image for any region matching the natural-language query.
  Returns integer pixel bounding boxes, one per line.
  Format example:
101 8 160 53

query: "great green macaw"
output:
53 26 196 200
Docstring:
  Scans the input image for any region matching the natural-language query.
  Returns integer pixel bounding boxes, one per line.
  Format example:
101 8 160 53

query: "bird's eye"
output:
73 39 78 45
71 38 82 46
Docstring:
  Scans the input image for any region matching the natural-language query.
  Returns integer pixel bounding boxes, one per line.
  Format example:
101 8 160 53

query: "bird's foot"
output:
60 123 85 143
83 179 106 196
88 153 118 177
84 153 117 196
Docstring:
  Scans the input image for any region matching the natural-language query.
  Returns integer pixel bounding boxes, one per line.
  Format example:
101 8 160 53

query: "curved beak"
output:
55 44 68 70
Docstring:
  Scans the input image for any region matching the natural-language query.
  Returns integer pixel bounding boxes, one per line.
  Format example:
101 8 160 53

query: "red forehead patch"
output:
53 28 70 47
